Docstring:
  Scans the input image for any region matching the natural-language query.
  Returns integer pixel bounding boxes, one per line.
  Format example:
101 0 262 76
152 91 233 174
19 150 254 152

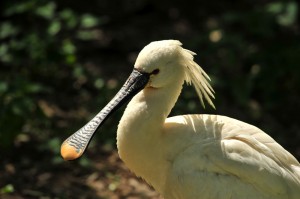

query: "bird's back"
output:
162 114 300 199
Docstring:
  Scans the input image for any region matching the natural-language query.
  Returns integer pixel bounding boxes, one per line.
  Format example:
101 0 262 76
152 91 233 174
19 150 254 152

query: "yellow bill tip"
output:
61 142 82 161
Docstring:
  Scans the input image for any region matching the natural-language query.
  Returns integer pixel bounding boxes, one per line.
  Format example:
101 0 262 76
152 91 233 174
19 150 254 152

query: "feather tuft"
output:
179 44 215 109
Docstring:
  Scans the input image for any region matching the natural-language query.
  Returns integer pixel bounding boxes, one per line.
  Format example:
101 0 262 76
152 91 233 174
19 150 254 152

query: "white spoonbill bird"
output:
61 40 300 199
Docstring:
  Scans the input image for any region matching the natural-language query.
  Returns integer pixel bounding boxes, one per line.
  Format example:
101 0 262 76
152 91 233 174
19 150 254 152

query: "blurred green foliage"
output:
0 0 108 147
0 0 299 158
0 184 14 194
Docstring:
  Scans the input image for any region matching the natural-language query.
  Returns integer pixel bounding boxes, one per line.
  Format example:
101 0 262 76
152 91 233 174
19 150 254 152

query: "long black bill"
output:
61 69 150 160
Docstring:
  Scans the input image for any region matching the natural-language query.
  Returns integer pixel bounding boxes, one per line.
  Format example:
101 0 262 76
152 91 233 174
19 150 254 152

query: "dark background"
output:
1 0 300 198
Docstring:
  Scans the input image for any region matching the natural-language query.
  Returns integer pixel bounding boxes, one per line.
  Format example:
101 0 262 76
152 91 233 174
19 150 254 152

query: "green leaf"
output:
0 22 19 39
4 1 35 16
79 156 91 167
266 2 283 14
62 40 76 54
0 44 12 63
59 9 78 29
0 184 14 194
94 78 104 89
25 83 43 93
65 54 76 64
48 20 61 35
278 2 297 26
80 14 99 28
266 1 298 26
72 65 83 78
47 137 61 154
35 2 56 19
0 82 8 94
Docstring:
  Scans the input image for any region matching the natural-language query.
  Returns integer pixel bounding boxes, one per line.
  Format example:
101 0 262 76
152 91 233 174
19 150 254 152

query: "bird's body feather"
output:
164 114 300 199
116 40 300 199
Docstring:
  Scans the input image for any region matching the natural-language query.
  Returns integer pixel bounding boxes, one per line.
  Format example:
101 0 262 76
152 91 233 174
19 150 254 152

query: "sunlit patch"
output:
209 30 222 43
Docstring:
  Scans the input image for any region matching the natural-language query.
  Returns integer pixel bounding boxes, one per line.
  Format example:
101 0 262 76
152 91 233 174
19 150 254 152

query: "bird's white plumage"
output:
116 40 300 199
164 115 300 199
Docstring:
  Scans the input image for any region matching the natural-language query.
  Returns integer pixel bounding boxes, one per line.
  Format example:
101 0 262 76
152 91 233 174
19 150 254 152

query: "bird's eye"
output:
151 69 160 75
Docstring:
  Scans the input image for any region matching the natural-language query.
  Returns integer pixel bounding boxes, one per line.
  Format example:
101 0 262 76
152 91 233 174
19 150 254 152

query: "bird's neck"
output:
116 77 184 191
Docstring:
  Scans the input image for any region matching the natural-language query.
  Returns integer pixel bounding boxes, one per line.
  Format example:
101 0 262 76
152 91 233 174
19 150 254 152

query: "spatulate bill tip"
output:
60 141 83 161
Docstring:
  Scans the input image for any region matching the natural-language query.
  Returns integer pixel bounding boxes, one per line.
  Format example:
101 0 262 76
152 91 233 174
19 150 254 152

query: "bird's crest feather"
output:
176 41 215 109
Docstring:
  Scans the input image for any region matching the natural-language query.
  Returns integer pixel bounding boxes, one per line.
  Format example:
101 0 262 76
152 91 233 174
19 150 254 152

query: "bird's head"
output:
134 40 215 108
134 40 183 88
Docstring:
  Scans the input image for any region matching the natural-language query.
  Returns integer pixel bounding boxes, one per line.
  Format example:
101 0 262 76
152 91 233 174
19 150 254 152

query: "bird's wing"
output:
163 114 300 199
